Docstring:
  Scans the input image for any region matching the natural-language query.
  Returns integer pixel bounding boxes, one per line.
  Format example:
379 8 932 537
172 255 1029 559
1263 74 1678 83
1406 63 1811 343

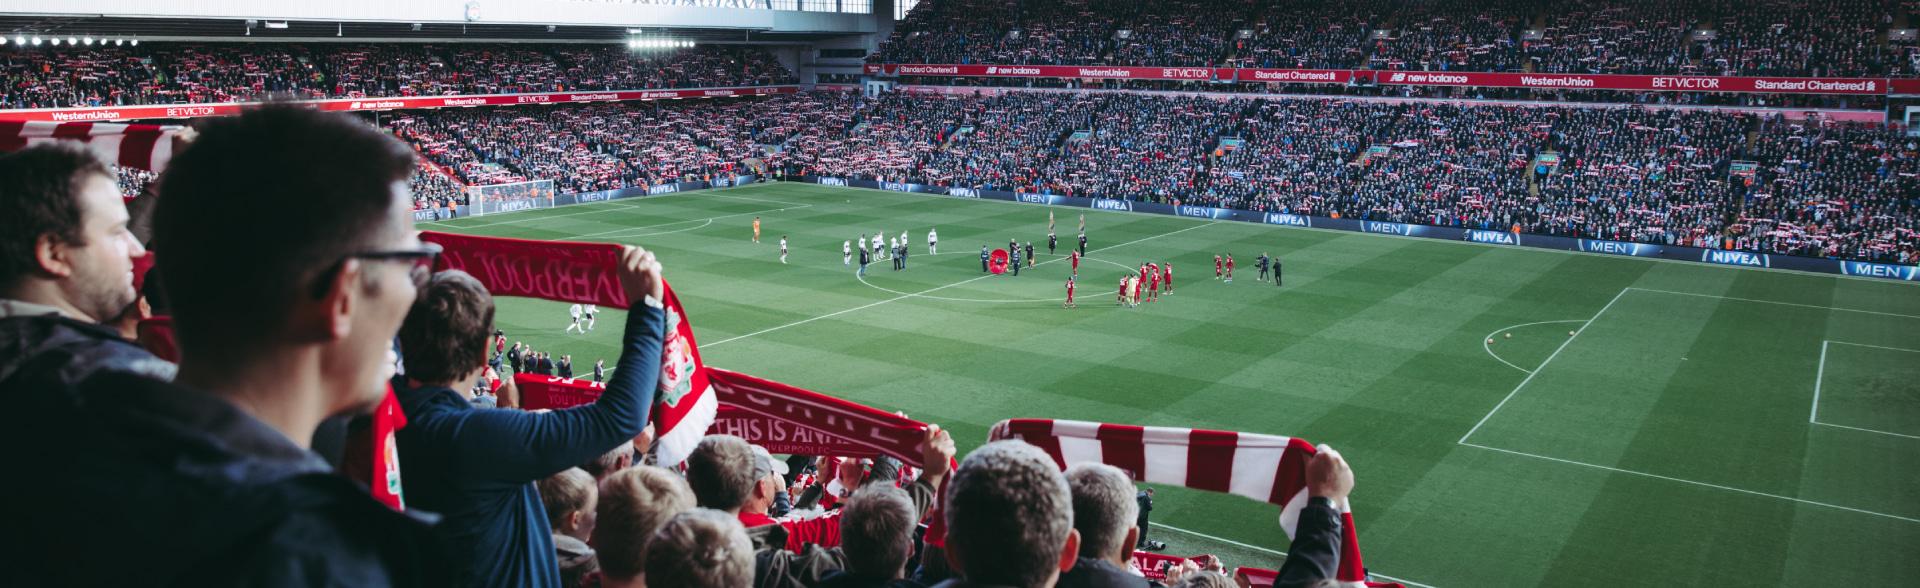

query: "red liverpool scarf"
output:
513 368 930 469
422 231 718 466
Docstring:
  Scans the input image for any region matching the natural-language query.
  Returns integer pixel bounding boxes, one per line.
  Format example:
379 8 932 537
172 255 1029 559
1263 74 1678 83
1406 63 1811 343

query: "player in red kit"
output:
1138 263 1149 292
1070 250 1080 277
1147 263 1161 301
1163 263 1173 294
1118 276 1128 306
1064 277 1076 308
1215 255 1223 279
1225 254 1235 282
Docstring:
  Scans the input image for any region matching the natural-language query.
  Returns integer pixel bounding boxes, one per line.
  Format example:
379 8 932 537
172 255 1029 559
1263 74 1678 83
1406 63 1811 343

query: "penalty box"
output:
1463 288 1920 489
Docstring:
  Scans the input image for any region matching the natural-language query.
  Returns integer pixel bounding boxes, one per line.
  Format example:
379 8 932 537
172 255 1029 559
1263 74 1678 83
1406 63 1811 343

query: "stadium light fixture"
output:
31 36 41 45
49 37 59 46
131 38 138 46
68 37 77 45
83 36 92 45
265 21 289 29
13 36 23 46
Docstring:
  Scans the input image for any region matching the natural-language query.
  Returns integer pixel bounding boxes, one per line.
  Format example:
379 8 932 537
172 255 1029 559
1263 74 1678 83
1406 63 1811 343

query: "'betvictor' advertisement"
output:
795 176 1917 281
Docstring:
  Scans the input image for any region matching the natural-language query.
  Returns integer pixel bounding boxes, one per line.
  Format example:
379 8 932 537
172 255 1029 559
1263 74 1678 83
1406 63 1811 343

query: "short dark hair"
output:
398 270 495 385
840 484 916 577
0 141 114 288
944 440 1073 588
684 435 756 511
537 467 596 532
645 508 754 588
154 106 415 354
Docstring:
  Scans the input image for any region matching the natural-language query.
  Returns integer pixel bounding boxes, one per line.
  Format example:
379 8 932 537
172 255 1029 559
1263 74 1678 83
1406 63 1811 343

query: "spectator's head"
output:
741 444 790 516
840 483 917 579
684 434 756 513
582 441 635 483
155 106 422 424
538 467 597 542
0 141 144 323
644 508 754 588
943 440 1079 588
1065 463 1140 566
594 465 696 585
398 270 494 388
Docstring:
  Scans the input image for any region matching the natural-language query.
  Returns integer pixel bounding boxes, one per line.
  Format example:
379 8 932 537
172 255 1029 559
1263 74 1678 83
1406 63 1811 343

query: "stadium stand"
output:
398 91 1912 263
869 0 1909 78
0 42 795 108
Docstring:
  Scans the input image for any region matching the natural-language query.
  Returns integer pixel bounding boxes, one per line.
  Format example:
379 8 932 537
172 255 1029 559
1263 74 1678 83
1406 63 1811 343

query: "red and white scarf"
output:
990 419 1370 584
0 121 183 171
422 231 717 466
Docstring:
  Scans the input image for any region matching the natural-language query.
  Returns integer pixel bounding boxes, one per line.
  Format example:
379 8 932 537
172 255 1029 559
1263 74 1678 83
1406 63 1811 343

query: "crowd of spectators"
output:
0 105 1369 587
382 89 1915 263
872 0 1912 79
390 99 790 193
0 41 794 108
748 90 1916 263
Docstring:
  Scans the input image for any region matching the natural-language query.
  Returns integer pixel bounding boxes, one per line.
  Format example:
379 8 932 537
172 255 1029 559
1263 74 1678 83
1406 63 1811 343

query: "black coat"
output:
556 361 572 379
5 371 454 586
1274 503 1343 588
1055 557 1150 588
0 312 176 395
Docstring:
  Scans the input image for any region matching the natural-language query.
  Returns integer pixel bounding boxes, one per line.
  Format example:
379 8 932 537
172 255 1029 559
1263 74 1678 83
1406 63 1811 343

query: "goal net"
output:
467 179 556 216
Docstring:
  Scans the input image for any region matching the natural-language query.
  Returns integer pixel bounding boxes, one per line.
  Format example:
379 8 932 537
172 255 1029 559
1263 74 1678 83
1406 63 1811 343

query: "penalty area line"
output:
1155 524 1438 588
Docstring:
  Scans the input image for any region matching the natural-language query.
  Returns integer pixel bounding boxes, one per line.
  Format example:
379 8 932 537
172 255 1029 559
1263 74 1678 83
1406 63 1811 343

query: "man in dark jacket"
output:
538 351 555 376
508 342 523 373
4 106 453 585
1057 464 1148 588
980 246 989 272
0 142 175 397
813 485 929 588
1136 488 1163 551
556 354 573 379
1273 446 1354 588
396 254 666 588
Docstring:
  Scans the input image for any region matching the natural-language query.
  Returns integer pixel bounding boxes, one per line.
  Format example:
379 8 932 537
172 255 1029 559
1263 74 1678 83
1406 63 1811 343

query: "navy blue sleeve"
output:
1273 504 1342 588
452 304 666 483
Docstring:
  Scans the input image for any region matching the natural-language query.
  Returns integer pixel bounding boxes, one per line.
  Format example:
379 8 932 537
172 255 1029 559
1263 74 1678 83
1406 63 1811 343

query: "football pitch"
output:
423 182 1920 587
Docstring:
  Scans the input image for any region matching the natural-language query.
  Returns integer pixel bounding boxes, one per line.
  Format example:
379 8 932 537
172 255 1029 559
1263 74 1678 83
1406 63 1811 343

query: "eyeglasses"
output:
311 243 443 298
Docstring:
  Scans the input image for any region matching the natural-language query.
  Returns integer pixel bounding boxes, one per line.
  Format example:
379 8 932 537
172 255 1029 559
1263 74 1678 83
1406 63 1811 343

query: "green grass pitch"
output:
423 182 1920 587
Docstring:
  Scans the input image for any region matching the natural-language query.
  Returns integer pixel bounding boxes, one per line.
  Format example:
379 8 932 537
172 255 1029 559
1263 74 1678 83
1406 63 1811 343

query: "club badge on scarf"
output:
651 285 716 467
421 231 717 466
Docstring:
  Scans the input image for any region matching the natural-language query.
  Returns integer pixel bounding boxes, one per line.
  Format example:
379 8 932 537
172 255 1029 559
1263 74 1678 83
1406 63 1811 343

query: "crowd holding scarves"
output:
414 229 1392 585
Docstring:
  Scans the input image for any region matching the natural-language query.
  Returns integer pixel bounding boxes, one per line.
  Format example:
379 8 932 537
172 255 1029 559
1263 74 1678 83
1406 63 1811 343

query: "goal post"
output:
467 179 556 216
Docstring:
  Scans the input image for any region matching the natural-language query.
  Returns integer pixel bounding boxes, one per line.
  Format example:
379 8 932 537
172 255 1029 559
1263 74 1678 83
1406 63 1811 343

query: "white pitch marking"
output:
1458 287 1631 444
1627 288 1920 320
1155 524 1438 588
1459 442 1920 524
1481 320 1590 374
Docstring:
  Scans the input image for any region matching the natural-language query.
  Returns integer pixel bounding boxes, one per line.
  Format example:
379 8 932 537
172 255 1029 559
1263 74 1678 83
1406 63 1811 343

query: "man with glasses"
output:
8 106 453 585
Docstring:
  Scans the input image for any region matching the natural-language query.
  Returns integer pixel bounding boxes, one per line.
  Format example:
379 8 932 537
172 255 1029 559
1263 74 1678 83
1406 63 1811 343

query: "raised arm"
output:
457 246 669 483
